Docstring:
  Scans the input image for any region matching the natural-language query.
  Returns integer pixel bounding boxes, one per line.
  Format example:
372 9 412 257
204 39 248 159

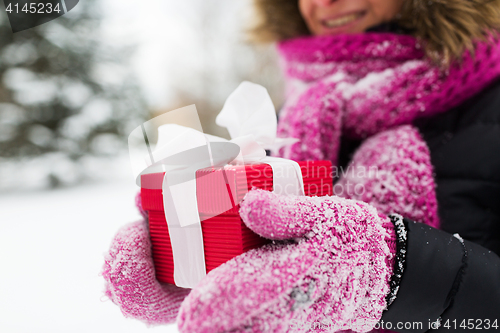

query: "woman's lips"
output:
321 11 366 30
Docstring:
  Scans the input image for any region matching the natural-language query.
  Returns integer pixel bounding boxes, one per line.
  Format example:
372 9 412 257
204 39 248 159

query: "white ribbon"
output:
153 81 304 288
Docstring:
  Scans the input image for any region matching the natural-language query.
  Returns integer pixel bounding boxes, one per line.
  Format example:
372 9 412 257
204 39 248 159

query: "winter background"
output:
0 0 284 332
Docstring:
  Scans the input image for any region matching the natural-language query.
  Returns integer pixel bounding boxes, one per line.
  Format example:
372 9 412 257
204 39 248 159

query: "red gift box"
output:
141 160 333 285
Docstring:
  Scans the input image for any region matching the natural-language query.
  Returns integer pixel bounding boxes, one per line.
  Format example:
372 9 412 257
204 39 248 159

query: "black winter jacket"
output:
372 79 500 331
335 77 500 332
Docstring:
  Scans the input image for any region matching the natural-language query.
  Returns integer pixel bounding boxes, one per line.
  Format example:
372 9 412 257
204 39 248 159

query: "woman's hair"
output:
250 0 500 63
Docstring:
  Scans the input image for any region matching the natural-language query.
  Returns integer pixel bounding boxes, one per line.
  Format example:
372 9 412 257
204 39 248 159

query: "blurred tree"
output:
152 0 285 138
0 0 148 189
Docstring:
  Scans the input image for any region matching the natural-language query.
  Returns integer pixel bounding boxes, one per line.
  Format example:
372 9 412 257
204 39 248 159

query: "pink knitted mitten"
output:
102 195 191 324
177 188 397 333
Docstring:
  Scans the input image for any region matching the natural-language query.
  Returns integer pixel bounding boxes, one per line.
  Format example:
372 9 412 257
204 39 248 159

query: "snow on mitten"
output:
335 125 439 229
177 188 397 333
102 218 190 324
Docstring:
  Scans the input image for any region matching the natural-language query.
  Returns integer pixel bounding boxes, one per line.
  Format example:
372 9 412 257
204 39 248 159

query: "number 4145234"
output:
6 2 61 14
443 319 498 330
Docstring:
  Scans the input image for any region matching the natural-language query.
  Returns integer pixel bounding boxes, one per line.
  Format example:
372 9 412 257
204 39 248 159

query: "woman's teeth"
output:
323 13 362 28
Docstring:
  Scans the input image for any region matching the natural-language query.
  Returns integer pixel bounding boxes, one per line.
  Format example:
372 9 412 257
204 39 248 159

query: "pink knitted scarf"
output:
276 32 500 165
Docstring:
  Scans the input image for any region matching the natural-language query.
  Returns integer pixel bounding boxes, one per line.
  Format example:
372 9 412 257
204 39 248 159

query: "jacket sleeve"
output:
380 216 500 332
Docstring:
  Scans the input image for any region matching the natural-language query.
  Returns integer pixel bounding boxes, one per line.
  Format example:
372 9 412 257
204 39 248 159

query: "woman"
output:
103 0 500 332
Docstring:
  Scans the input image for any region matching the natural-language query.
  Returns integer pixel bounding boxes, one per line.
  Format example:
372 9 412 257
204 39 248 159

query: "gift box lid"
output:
141 160 333 217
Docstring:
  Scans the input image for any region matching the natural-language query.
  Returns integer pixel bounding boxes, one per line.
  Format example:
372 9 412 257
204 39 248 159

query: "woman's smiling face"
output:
299 0 404 36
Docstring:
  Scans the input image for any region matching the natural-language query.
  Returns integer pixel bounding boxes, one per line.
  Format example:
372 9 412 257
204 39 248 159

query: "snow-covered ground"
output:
0 179 179 333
